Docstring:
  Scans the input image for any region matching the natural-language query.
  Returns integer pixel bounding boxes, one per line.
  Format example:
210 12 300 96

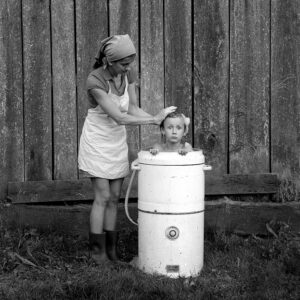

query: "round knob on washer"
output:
165 226 179 240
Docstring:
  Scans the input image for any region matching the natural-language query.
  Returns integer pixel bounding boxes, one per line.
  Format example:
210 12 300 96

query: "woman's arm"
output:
89 88 176 126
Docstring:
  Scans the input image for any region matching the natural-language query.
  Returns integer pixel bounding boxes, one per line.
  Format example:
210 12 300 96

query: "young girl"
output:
150 112 193 155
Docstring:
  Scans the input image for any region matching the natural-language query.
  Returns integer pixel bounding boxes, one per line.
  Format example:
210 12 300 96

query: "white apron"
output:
78 76 130 179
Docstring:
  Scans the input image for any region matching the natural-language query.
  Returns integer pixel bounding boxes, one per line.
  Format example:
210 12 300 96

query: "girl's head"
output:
160 112 190 143
93 34 136 71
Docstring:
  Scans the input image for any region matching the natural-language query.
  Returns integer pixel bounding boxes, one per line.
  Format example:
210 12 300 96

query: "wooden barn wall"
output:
0 0 299 201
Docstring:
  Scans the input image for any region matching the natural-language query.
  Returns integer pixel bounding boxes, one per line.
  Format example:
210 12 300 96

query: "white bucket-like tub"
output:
128 150 211 278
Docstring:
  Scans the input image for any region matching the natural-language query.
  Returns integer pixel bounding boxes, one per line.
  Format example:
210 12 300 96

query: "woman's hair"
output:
93 59 103 69
160 111 186 131
93 43 108 69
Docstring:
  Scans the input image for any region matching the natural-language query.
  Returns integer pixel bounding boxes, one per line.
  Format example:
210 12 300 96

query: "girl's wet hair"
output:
160 111 186 130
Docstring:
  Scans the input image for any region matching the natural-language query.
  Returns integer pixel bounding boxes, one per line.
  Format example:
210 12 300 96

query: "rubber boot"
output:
89 232 109 264
104 230 120 261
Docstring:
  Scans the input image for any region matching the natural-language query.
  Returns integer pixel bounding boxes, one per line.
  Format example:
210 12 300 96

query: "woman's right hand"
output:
153 106 177 125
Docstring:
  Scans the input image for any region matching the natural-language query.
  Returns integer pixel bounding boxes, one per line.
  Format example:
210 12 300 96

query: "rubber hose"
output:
124 169 138 226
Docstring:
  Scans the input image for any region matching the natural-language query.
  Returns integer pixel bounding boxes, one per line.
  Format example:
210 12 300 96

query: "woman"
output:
78 34 176 264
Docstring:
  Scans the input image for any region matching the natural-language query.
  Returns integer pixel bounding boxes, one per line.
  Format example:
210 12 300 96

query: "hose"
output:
124 168 138 226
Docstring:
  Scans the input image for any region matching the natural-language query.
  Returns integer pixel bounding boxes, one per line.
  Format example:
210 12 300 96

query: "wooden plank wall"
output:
229 0 270 174
271 0 300 201
52 0 77 180
0 0 299 202
0 0 24 198
23 0 52 181
194 0 229 174
140 0 164 149
165 0 192 138
76 0 108 155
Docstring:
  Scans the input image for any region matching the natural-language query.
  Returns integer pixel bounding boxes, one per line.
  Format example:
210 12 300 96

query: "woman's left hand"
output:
154 106 177 124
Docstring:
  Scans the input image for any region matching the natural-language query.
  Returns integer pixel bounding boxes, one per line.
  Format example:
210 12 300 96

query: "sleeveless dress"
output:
78 76 130 179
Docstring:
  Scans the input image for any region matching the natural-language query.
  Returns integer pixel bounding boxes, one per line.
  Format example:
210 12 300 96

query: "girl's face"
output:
110 55 136 76
162 117 185 144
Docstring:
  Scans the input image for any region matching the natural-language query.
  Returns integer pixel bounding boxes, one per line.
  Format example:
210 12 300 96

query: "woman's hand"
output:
153 106 177 125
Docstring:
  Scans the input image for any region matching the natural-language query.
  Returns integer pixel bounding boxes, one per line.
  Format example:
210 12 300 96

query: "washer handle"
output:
131 159 140 171
203 164 212 171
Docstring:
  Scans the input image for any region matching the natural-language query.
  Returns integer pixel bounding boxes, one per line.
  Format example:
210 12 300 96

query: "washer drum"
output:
131 150 211 277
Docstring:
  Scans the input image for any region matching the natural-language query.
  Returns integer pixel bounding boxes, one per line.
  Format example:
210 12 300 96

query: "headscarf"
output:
95 34 136 67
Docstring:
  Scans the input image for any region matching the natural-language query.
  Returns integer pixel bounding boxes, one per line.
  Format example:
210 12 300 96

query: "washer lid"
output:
137 149 205 165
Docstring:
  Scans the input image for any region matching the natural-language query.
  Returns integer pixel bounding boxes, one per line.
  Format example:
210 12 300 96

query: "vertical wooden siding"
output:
109 0 140 164
271 0 300 201
51 0 77 180
165 0 193 145
23 0 52 181
194 0 229 174
229 0 270 174
76 0 108 152
140 0 164 149
0 0 299 201
0 0 24 199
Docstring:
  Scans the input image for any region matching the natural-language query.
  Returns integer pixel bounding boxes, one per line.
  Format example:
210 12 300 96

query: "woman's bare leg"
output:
104 178 124 231
90 178 111 233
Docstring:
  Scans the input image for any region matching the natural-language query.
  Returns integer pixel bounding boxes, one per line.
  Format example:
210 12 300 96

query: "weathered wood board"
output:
23 0 52 180
51 0 77 179
271 0 300 201
193 0 229 174
5 200 300 238
109 0 140 162
164 0 192 144
8 173 279 204
140 0 164 149
229 0 270 174
5 204 92 238
76 0 108 153
0 0 24 199
205 199 300 234
205 173 279 196
109 0 140 192
8 180 94 204
4 204 136 239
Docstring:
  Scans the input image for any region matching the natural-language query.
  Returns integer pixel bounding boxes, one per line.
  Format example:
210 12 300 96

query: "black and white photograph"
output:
0 0 299 299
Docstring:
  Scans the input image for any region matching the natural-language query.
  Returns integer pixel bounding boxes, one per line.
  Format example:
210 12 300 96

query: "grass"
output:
1 206 300 300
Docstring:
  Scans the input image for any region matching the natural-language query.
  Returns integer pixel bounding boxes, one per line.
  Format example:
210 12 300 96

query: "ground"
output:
0 204 300 300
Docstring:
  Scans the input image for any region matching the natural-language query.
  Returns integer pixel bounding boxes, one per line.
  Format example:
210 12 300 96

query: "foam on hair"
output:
160 111 185 130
